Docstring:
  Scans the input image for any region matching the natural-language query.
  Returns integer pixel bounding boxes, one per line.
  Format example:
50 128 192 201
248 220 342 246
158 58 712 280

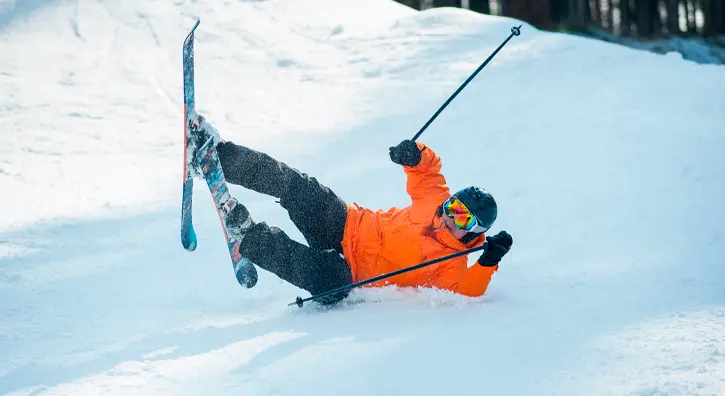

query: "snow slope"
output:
1 0 725 394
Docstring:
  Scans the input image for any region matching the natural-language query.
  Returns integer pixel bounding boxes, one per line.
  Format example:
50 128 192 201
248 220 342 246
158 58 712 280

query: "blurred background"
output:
395 0 725 64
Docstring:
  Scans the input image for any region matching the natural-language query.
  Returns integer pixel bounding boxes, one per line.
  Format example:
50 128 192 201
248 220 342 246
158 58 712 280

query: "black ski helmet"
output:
452 186 497 231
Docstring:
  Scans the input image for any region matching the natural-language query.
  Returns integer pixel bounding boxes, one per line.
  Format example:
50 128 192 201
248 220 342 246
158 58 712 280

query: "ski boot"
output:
223 198 259 288
186 111 222 178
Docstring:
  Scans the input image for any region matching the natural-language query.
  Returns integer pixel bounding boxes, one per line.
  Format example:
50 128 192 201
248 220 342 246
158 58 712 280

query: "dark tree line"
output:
395 0 725 38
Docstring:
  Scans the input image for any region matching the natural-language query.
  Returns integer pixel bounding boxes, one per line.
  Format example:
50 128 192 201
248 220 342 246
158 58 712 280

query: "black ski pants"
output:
217 141 353 303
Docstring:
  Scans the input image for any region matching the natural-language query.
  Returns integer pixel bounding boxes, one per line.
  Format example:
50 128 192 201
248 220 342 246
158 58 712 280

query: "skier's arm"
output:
432 259 499 297
388 140 450 208
403 142 449 204
435 231 512 296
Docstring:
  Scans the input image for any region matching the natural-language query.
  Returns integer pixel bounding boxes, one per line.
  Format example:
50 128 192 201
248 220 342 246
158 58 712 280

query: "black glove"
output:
389 140 423 167
478 230 513 267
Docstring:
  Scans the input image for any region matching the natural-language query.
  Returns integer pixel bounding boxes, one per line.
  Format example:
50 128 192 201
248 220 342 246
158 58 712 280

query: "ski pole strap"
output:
411 25 523 142
289 242 488 307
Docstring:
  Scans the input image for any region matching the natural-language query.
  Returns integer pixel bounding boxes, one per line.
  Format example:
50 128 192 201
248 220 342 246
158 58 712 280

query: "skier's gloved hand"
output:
389 140 423 167
478 230 513 267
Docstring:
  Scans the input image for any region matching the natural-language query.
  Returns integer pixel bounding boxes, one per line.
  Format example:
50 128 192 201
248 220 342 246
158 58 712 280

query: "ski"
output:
180 19 201 252
180 20 258 288
195 135 258 288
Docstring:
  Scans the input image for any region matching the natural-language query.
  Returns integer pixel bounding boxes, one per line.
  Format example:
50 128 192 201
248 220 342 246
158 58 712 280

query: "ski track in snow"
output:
1 0 725 395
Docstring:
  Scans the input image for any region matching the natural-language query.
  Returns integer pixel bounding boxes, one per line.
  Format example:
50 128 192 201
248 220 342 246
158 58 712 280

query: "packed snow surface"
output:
1 0 724 395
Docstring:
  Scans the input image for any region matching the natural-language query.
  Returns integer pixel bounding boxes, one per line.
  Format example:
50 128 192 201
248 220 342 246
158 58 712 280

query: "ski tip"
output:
184 240 197 252
185 19 201 42
182 226 198 252
235 259 258 288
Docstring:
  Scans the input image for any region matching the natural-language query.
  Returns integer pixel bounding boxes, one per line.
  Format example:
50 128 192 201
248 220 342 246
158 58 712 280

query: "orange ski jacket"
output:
340 142 498 297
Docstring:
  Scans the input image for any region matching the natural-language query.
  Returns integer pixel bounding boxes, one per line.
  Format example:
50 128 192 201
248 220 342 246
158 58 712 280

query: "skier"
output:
190 113 513 304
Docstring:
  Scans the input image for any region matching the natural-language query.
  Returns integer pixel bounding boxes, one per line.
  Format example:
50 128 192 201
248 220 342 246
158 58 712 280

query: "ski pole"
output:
289 242 488 308
411 25 522 142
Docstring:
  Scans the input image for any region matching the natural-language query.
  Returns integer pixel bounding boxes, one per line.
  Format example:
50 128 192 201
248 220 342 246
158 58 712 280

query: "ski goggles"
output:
443 196 490 233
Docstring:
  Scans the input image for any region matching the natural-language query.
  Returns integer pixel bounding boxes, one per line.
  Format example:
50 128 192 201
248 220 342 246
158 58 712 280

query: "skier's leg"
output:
217 141 297 198
217 141 347 252
223 196 350 303
239 221 352 304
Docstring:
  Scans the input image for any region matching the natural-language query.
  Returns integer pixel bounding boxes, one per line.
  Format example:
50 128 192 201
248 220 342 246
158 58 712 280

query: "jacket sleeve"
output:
403 142 451 219
432 258 498 297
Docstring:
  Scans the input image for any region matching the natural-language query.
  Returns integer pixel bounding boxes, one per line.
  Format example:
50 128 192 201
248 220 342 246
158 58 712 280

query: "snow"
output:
1 0 725 395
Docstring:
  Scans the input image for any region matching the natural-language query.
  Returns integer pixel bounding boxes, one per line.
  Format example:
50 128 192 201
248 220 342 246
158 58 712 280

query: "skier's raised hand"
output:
478 230 513 267
389 140 423 167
